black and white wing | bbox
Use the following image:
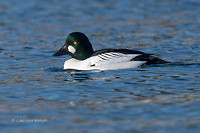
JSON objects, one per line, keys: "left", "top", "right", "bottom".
{"left": 89, "top": 49, "right": 144, "bottom": 68}
{"left": 90, "top": 49, "right": 169, "bottom": 68}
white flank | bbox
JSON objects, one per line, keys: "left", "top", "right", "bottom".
{"left": 63, "top": 52, "right": 146, "bottom": 70}
{"left": 68, "top": 45, "right": 76, "bottom": 54}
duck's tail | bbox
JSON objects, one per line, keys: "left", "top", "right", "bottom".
{"left": 131, "top": 54, "right": 170, "bottom": 66}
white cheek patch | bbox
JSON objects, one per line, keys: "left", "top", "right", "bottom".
{"left": 68, "top": 45, "right": 76, "bottom": 54}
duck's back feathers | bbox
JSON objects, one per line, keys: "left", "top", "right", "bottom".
{"left": 92, "top": 48, "right": 146, "bottom": 56}
{"left": 91, "top": 48, "right": 169, "bottom": 68}
{"left": 91, "top": 49, "right": 142, "bottom": 63}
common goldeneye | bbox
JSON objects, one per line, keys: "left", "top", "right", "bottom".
{"left": 53, "top": 32, "right": 169, "bottom": 70}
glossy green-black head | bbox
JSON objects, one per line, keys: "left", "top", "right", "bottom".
{"left": 53, "top": 32, "right": 94, "bottom": 60}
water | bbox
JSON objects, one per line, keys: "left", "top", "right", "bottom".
{"left": 0, "top": 0, "right": 200, "bottom": 132}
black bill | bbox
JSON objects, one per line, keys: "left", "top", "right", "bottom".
{"left": 53, "top": 44, "right": 69, "bottom": 56}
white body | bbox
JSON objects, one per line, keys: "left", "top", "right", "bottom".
{"left": 64, "top": 52, "right": 146, "bottom": 70}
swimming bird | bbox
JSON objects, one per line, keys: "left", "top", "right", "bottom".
{"left": 53, "top": 32, "right": 169, "bottom": 70}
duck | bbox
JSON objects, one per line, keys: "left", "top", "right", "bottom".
{"left": 53, "top": 32, "right": 169, "bottom": 70}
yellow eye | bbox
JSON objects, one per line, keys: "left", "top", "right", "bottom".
{"left": 73, "top": 41, "right": 78, "bottom": 45}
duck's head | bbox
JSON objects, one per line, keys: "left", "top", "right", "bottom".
{"left": 53, "top": 32, "right": 94, "bottom": 60}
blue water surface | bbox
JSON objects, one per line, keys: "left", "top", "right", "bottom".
{"left": 0, "top": 0, "right": 200, "bottom": 133}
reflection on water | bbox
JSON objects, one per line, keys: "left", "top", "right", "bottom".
{"left": 0, "top": 0, "right": 200, "bottom": 133}
{"left": 64, "top": 71, "right": 92, "bottom": 82}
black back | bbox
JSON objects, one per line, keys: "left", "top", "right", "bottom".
{"left": 92, "top": 48, "right": 146, "bottom": 56}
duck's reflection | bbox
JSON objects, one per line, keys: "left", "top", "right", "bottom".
{"left": 64, "top": 70, "right": 92, "bottom": 82}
